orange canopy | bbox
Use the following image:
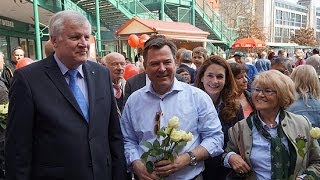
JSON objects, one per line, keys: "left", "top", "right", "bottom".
{"left": 232, "top": 38, "right": 266, "bottom": 48}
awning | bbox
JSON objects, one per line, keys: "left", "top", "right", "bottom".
{"left": 116, "top": 17, "right": 210, "bottom": 43}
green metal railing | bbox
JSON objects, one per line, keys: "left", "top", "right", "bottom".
{"left": 109, "top": 0, "right": 158, "bottom": 20}
{"left": 194, "top": 0, "right": 237, "bottom": 45}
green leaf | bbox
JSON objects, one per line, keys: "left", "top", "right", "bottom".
{"left": 150, "top": 149, "right": 158, "bottom": 156}
{"left": 174, "top": 141, "right": 187, "bottom": 152}
{"left": 141, "top": 152, "right": 149, "bottom": 162}
{"left": 296, "top": 139, "right": 306, "bottom": 149}
{"left": 298, "top": 149, "right": 305, "bottom": 157}
{"left": 162, "top": 137, "right": 170, "bottom": 147}
{"left": 143, "top": 141, "right": 153, "bottom": 149}
{"left": 168, "top": 153, "right": 174, "bottom": 162}
{"left": 146, "top": 161, "right": 154, "bottom": 174}
{"left": 157, "top": 130, "right": 166, "bottom": 137}
{"left": 153, "top": 139, "right": 160, "bottom": 149}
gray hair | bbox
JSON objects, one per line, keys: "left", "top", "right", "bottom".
{"left": 181, "top": 50, "right": 192, "bottom": 63}
{"left": 0, "top": 52, "right": 4, "bottom": 58}
{"left": 49, "top": 10, "right": 91, "bottom": 38}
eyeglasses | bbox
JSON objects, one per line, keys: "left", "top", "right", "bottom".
{"left": 154, "top": 111, "right": 162, "bottom": 135}
{"left": 109, "top": 62, "right": 126, "bottom": 67}
{"left": 252, "top": 88, "right": 277, "bottom": 96}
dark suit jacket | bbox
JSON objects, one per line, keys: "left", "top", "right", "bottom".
{"left": 5, "top": 55, "right": 126, "bottom": 180}
{"left": 124, "top": 72, "right": 185, "bottom": 104}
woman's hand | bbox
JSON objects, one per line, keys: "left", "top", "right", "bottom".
{"left": 229, "top": 154, "right": 251, "bottom": 174}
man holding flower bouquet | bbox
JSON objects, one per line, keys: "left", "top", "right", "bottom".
{"left": 120, "top": 36, "right": 224, "bottom": 180}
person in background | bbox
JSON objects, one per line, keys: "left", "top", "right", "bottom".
{"left": 223, "top": 70, "right": 320, "bottom": 179}
{"left": 230, "top": 52, "right": 258, "bottom": 92}
{"left": 271, "top": 57, "right": 294, "bottom": 76}
{"left": 2, "top": 46, "right": 25, "bottom": 89}
{"left": 176, "top": 67, "right": 191, "bottom": 84}
{"left": 287, "top": 65, "right": 320, "bottom": 143}
{"left": 175, "top": 48, "right": 187, "bottom": 66}
{"left": 192, "top": 46, "right": 208, "bottom": 70}
{"left": 294, "top": 49, "right": 306, "bottom": 67}
{"left": 125, "top": 57, "right": 132, "bottom": 65}
{"left": 101, "top": 52, "right": 126, "bottom": 112}
{"left": 135, "top": 54, "right": 144, "bottom": 73}
{"left": 179, "top": 49, "right": 196, "bottom": 83}
{"left": 229, "top": 63, "right": 254, "bottom": 118}
{"left": 5, "top": 10, "right": 126, "bottom": 180}
{"left": 194, "top": 56, "right": 243, "bottom": 180}
{"left": 267, "top": 50, "right": 276, "bottom": 61}
{"left": 121, "top": 36, "right": 224, "bottom": 180}
{"left": 255, "top": 51, "right": 270, "bottom": 72}
{"left": 278, "top": 49, "right": 287, "bottom": 58}
{"left": 306, "top": 48, "right": 320, "bottom": 77}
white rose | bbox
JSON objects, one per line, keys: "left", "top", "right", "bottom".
{"left": 310, "top": 127, "right": 320, "bottom": 139}
{"left": 0, "top": 104, "right": 8, "bottom": 114}
{"left": 170, "top": 128, "right": 183, "bottom": 142}
{"left": 182, "top": 132, "right": 193, "bottom": 142}
{"left": 168, "top": 116, "right": 179, "bottom": 129}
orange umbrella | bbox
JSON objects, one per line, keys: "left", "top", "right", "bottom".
{"left": 232, "top": 37, "right": 266, "bottom": 48}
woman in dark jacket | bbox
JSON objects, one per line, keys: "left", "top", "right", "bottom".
{"left": 195, "top": 56, "right": 244, "bottom": 180}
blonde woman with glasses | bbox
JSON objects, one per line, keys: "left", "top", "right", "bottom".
{"left": 223, "top": 70, "right": 320, "bottom": 180}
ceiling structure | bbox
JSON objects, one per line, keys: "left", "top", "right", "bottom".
{"left": 0, "top": 0, "right": 53, "bottom": 26}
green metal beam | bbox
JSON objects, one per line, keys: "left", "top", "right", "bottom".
{"left": 191, "top": 0, "right": 195, "bottom": 25}
{"left": 33, "top": 0, "right": 42, "bottom": 60}
{"left": 95, "top": 0, "right": 101, "bottom": 56}
{"left": 160, "top": 0, "right": 165, "bottom": 20}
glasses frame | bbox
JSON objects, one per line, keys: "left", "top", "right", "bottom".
{"left": 252, "top": 88, "right": 277, "bottom": 96}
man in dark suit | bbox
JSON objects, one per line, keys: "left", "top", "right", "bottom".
{"left": 5, "top": 10, "right": 126, "bottom": 180}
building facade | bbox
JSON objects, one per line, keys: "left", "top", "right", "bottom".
{"left": 256, "top": 0, "right": 319, "bottom": 44}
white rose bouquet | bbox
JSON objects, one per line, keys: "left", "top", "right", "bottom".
{"left": 141, "top": 116, "right": 193, "bottom": 173}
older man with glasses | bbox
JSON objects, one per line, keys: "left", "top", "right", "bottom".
{"left": 101, "top": 52, "right": 126, "bottom": 112}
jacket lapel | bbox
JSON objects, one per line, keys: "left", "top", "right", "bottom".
{"left": 82, "top": 62, "right": 96, "bottom": 125}
{"left": 44, "top": 55, "right": 87, "bottom": 122}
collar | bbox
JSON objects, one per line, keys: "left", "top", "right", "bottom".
{"left": 144, "top": 77, "right": 183, "bottom": 98}
{"left": 54, "top": 53, "right": 84, "bottom": 78}
{"left": 257, "top": 111, "right": 280, "bottom": 129}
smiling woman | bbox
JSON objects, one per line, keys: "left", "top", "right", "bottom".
{"left": 223, "top": 70, "right": 320, "bottom": 180}
{"left": 194, "top": 55, "right": 243, "bottom": 180}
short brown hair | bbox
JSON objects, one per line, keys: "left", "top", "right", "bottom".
{"left": 143, "top": 35, "right": 177, "bottom": 66}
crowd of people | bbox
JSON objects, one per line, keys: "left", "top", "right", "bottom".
{"left": 0, "top": 10, "right": 320, "bottom": 180}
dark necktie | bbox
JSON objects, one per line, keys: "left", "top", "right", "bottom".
{"left": 68, "top": 70, "right": 89, "bottom": 122}
{"left": 113, "top": 84, "right": 122, "bottom": 99}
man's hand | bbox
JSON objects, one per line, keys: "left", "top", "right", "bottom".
{"left": 132, "top": 160, "right": 159, "bottom": 180}
{"left": 229, "top": 154, "right": 251, "bottom": 174}
{"left": 154, "top": 153, "right": 190, "bottom": 177}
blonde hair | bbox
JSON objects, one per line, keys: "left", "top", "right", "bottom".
{"left": 290, "top": 65, "right": 320, "bottom": 105}
{"left": 295, "top": 49, "right": 304, "bottom": 59}
{"left": 253, "top": 70, "right": 296, "bottom": 109}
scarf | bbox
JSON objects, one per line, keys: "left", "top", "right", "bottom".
{"left": 252, "top": 111, "right": 290, "bottom": 180}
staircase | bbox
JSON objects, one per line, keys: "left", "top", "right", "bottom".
{"left": 68, "top": 0, "right": 157, "bottom": 32}
{"left": 140, "top": 0, "right": 237, "bottom": 47}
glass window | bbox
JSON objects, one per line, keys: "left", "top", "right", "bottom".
{"left": 9, "top": 37, "right": 19, "bottom": 53}
{"left": 28, "top": 39, "right": 35, "bottom": 60}
{"left": 19, "top": 38, "right": 28, "bottom": 57}
{"left": 0, "top": 36, "right": 8, "bottom": 60}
